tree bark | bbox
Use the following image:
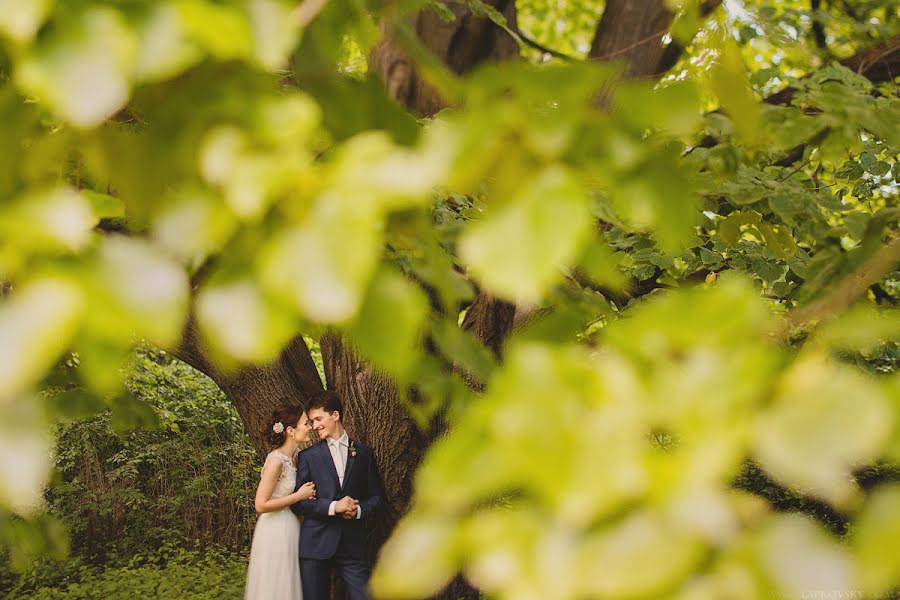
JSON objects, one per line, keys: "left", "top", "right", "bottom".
{"left": 765, "top": 33, "right": 900, "bottom": 105}
{"left": 369, "top": 0, "right": 520, "bottom": 117}
{"left": 319, "top": 334, "right": 428, "bottom": 550}
{"left": 460, "top": 292, "right": 516, "bottom": 359}
{"left": 589, "top": 0, "right": 674, "bottom": 77}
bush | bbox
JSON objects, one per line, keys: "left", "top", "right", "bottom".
{"left": 46, "top": 347, "right": 258, "bottom": 559}
{"left": 4, "top": 545, "right": 247, "bottom": 599}
{"left": 1, "top": 347, "right": 258, "bottom": 596}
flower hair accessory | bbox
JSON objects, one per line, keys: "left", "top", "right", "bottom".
{"left": 272, "top": 422, "right": 284, "bottom": 434}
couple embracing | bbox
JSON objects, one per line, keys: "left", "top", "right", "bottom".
{"left": 245, "top": 390, "right": 383, "bottom": 600}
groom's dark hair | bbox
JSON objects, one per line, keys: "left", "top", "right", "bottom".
{"left": 306, "top": 390, "right": 343, "bottom": 420}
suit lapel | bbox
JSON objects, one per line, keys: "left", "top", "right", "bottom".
{"left": 340, "top": 439, "right": 357, "bottom": 492}
{"left": 318, "top": 441, "right": 341, "bottom": 490}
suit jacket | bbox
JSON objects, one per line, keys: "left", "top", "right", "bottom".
{"left": 291, "top": 438, "right": 383, "bottom": 560}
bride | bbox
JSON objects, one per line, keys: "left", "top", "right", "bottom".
{"left": 245, "top": 404, "right": 317, "bottom": 600}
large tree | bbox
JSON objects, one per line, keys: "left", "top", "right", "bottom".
{"left": 1, "top": 0, "right": 898, "bottom": 598}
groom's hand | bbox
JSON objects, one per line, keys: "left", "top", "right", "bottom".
{"left": 342, "top": 498, "right": 360, "bottom": 519}
{"left": 334, "top": 496, "right": 357, "bottom": 515}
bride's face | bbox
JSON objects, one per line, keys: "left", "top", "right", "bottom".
{"left": 289, "top": 413, "right": 312, "bottom": 443}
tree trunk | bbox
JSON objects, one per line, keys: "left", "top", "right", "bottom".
{"left": 319, "top": 334, "right": 427, "bottom": 552}
{"left": 369, "top": 0, "right": 520, "bottom": 117}
{"left": 590, "top": 0, "right": 674, "bottom": 77}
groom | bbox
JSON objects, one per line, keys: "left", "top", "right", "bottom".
{"left": 291, "top": 390, "right": 383, "bottom": 600}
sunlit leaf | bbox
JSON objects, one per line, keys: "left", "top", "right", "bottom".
{"left": 710, "top": 38, "right": 761, "bottom": 143}
{"left": 348, "top": 269, "right": 428, "bottom": 379}
{"left": 0, "top": 278, "right": 84, "bottom": 400}
{"left": 133, "top": 2, "right": 204, "bottom": 83}
{"left": 852, "top": 485, "right": 900, "bottom": 596}
{"left": 0, "top": 0, "right": 54, "bottom": 44}
{"left": 460, "top": 166, "right": 591, "bottom": 303}
{"left": 196, "top": 279, "right": 297, "bottom": 365}
{"left": 88, "top": 236, "right": 190, "bottom": 348}
{"left": 755, "top": 515, "right": 855, "bottom": 600}
{"left": 246, "top": 0, "right": 302, "bottom": 70}
{"left": 753, "top": 354, "right": 893, "bottom": 507}
{"left": 259, "top": 202, "right": 381, "bottom": 323}
{"left": 16, "top": 8, "right": 136, "bottom": 127}
{"left": 370, "top": 514, "right": 456, "bottom": 599}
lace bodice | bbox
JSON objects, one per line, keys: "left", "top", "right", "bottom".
{"left": 265, "top": 450, "right": 298, "bottom": 500}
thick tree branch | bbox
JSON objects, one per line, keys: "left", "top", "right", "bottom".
{"left": 170, "top": 316, "right": 220, "bottom": 383}
{"left": 811, "top": 0, "right": 829, "bottom": 52}
{"left": 778, "top": 236, "right": 900, "bottom": 337}
{"left": 766, "top": 33, "right": 900, "bottom": 106}
{"left": 172, "top": 316, "right": 324, "bottom": 457}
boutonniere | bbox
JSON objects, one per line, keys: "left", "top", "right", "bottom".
{"left": 349, "top": 440, "right": 357, "bottom": 458}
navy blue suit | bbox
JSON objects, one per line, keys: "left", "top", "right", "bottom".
{"left": 291, "top": 438, "right": 383, "bottom": 600}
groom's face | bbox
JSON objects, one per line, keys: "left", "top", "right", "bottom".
{"left": 308, "top": 407, "right": 340, "bottom": 439}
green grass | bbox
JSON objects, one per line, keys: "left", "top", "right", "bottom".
{"left": 4, "top": 547, "right": 248, "bottom": 599}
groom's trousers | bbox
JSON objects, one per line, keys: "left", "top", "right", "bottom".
{"left": 300, "top": 534, "right": 371, "bottom": 600}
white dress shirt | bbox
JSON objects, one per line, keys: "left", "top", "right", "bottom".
{"left": 327, "top": 431, "right": 361, "bottom": 519}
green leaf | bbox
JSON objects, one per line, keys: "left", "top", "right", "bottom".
{"left": 771, "top": 281, "right": 792, "bottom": 297}
{"left": 460, "top": 166, "right": 591, "bottom": 303}
{"left": 0, "top": 278, "right": 85, "bottom": 400}
{"left": 813, "top": 305, "right": 900, "bottom": 353}
{"left": 757, "top": 222, "right": 797, "bottom": 260}
{"left": 88, "top": 236, "right": 190, "bottom": 348}
{"left": 177, "top": 0, "right": 254, "bottom": 61}
{"left": 82, "top": 190, "right": 125, "bottom": 220}
{"left": 578, "top": 238, "right": 629, "bottom": 293}
{"left": 196, "top": 279, "right": 297, "bottom": 365}
{"left": 2, "top": 188, "right": 98, "bottom": 254}
{"left": 108, "top": 391, "right": 161, "bottom": 435}
{"left": 753, "top": 355, "right": 894, "bottom": 508}
{"left": 870, "top": 161, "right": 892, "bottom": 177}
{"left": 349, "top": 269, "right": 429, "bottom": 379}
{"left": 16, "top": 8, "right": 137, "bottom": 128}
{"left": 614, "top": 81, "right": 701, "bottom": 137}
{"left": 133, "top": 2, "right": 204, "bottom": 83}
{"left": 834, "top": 160, "right": 864, "bottom": 180}
{"left": 246, "top": 0, "right": 303, "bottom": 70}
{"left": 718, "top": 211, "right": 760, "bottom": 245}
{"left": 370, "top": 515, "right": 456, "bottom": 598}
{"left": 858, "top": 152, "right": 878, "bottom": 172}
{"left": 0, "top": 418, "right": 53, "bottom": 513}
{"left": 710, "top": 38, "right": 761, "bottom": 143}
{"left": 0, "top": 0, "right": 54, "bottom": 44}
{"left": 44, "top": 388, "right": 107, "bottom": 421}
{"left": 852, "top": 485, "right": 900, "bottom": 596}
{"left": 430, "top": 319, "right": 496, "bottom": 383}
{"left": 843, "top": 212, "right": 870, "bottom": 240}
{"left": 754, "top": 515, "right": 855, "bottom": 599}
{"left": 259, "top": 203, "right": 382, "bottom": 323}
{"left": 751, "top": 258, "right": 783, "bottom": 283}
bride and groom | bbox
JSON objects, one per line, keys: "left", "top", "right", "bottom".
{"left": 245, "top": 390, "right": 383, "bottom": 600}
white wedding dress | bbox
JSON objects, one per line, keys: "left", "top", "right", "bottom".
{"left": 245, "top": 450, "right": 303, "bottom": 600}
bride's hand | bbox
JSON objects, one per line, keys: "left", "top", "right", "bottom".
{"left": 296, "top": 482, "right": 316, "bottom": 501}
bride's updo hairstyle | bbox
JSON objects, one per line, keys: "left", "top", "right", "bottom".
{"left": 264, "top": 402, "right": 305, "bottom": 450}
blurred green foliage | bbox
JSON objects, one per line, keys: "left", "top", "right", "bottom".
{"left": 0, "top": 347, "right": 256, "bottom": 595}
{"left": 0, "top": 0, "right": 898, "bottom": 598}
